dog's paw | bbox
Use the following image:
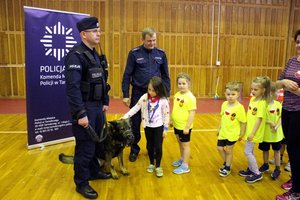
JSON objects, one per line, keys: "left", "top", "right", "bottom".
{"left": 121, "top": 170, "right": 130, "bottom": 176}
{"left": 111, "top": 170, "right": 119, "bottom": 180}
{"left": 112, "top": 174, "right": 119, "bottom": 180}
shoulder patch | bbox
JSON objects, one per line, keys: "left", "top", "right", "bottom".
{"left": 156, "top": 47, "right": 165, "bottom": 52}
{"left": 132, "top": 47, "right": 140, "bottom": 52}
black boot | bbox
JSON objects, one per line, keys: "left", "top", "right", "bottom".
{"left": 129, "top": 153, "right": 138, "bottom": 162}
{"left": 90, "top": 171, "right": 112, "bottom": 180}
{"left": 76, "top": 185, "right": 98, "bottom": 199}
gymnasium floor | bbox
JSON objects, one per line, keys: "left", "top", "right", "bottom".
{"left": 0, "top": 97, "right": 290, "bottom": 200}
{"left": 0, "top": 98, "right": 250, "bottom": 114}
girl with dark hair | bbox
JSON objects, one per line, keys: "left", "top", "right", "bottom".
{"left": 121, "top": 76, "right": 169, "bottom": 177}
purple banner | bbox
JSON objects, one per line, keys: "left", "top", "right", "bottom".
{"left": 24, "top": 6, "right": 88, "bottom": 149}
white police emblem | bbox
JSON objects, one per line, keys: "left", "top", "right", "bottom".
{"left": 40, "top": 21, "right": 77, "bottom": 61}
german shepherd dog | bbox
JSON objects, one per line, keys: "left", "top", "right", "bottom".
{"left": 59, "top": 118, "right": 134, "bottom": 179}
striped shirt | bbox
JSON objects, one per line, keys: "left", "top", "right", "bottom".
{"left": 278, "top": 56, "right": 300, "bottom": 111}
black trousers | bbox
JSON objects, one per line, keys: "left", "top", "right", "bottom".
{"left": 281, "top": 109, "right": 300, "bottom": 193}
{"left": 73, "top": 102, "right": 104, "bottom": 187}
{"left": 144, "top": 126, "right": 164, "bottom": 167}
{"left": 129, "top": 87, "right": 147, "bottom": 155}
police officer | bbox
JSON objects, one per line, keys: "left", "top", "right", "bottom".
{"left": 64, "top": 17, "right": 111, "bottom": 199}
{"left": 122, "top": 27, "right": 171, "bottom": 162}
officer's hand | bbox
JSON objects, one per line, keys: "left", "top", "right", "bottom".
{"left": 123, "top": 98, "right": 130, "bottom": 107}
{"left": 103, "top": 105, "right": 109, "bottom": 112}
{"left": 78, "top": 116, "right": 89, "bottom": 128}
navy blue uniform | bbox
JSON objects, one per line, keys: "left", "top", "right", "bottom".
{"left": 122, "top": 45, "right": 170, "bottom": 155}
{"left": 65, "top": 42, "right": 109, "bottom": 187}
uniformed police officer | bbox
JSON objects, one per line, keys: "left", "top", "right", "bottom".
{"left": 122, "top": 27, "right": 171, "bottom": 162}
{"left": 64, "top": 17, "right": 111, "bottom": 199}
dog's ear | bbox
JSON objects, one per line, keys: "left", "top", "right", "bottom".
{"left": 121, "top": 118, "right": 131, "bottom": 126}
{"left": 108, "top": 120, "right": 117, "bottom": 129}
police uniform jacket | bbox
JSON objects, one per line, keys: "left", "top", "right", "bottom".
{"left": 122, "top": 45, "right": 170, "bottom": 97}
{"left": 65, "top": 42, "right": 109, "bottom": 120}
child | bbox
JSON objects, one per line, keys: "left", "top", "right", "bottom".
{"left": 239, "top": 76, "right": 270, "bottom": 183}
{"left": 217, "top": 82, "right": 246, "bottom": 177}
{"left": 258, "top": 83, "right": 284, "bottom": 180}
{"left": 269, "top": 89, "right": 289, "bottom": 169}
{"left": 170, "top": 73, "right": 197, "bottom": 175}
{"left": 121, "top": 76, "right": 169, "bottom": 177}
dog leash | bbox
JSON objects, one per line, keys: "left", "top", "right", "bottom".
{"left": 85, "top": 113, "right": 108, "bottom": 143}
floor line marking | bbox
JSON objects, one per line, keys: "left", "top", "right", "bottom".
{"left": 0, "top": 129, "right": 218, "bottom": 134}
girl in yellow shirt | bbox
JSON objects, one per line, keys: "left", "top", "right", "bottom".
{"left": 239, "top": 76, "right": 271, "bottom": 183}
{"left": 170, "top": 73, "right": 197, "bottom": 175}
{"left": 258, "top": 83, "right": 284, "bottom": 180}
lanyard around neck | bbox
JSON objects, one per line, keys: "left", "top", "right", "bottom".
{"left": 148, "top": 100, "right": 160, "bottom": 123}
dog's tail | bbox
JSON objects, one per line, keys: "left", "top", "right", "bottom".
{"left": 59, "top": 153, "right": 74, "bottom": 164}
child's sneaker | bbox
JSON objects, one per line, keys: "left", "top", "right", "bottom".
{"left": 173, "top": 165, "right": 190, "bottom": 174}
{"left": 284, "top": 161, "right": 291, "bottom": 172}
{"left": 269, "top": 158, "right": 275, "bottom": 164}
{"left": 276, "top": 191, "right": 300, "bottom": 200}
{"left": 239, "top": 168, "right": 252, "bottom": 177}
{"left": 218, "top": 165, "right": 225, "bottom": 173}
{"left": 271, "top": 169, "right": 281, "bottom": 180}
{"left": 171, "top": 159, "right": 183, "bottom": 167}
{"left": 245, "top": 173, "right": 263, "bottom": 183}
{"left": 219, "top": 168, "right": 231, "bottom": 177}
{"left": 259, "top": 163, "right": 270, "bottom": 173}
{"left": 147, "top": 164, "right": 155, "bottom": 173}
{"left": 281, "top": 179, "right": 293, "bottom": 190}
{"left": 219, "top": 164, "right": 232, "bottom": 172}
{"left": 269, "top": 158, "right": 283, "bottom": 165}
{"left": 155, "top": 167, "right": 163, "bottom": 177}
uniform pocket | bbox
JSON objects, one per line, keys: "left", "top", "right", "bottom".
{"left": 136, "top": 58, "right": 147, "bottom": 68}
{"left": 154, "top": 57, "right": 163, "bottom": 64}
{"left": 136, "top": 58, "right": 147, "bottom": 65}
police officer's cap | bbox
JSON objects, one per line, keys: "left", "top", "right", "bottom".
{"left": 76, "top": 17, "right": 99, "bottom": 32}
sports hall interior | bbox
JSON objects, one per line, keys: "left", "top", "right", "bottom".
{"left": 0, "top": 0, "right": 299, "bottom": 199}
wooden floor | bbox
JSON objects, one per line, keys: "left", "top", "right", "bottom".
{"left": 0, "top": 113, "right": 290, "bottom": 200}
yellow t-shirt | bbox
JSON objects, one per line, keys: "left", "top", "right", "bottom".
{"left": 244, "top": 97, "right": 267, "bottom": 143}
{"left": 218, "top": 101, "right": 246, "bottom": 141}
{"left": 171, "top": 91, "right": 197, "bottom": 130}
{"left": 263, "top": 100, "right": 284, "bottom": 142}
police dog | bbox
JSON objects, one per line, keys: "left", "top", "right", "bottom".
{"left": 59, "top": 118, "right": 134, "bottom": 179}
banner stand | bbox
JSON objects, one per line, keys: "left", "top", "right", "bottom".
{"left": 24, "top": 6, "right": 88, "bottom": 149}
{"left": 27, "top": 137, "right": 75, "bottom": 150}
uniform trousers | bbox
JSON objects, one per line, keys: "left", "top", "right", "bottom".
{"left": 73, "top": 102, "right": 104, "bottom": 187}
{"left": 129, "top": 87, "right": 147, "bottom": 155}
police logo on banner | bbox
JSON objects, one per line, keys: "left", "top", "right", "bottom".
{"left": 40, "top": 21, "right": 77, "bottom": 61}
